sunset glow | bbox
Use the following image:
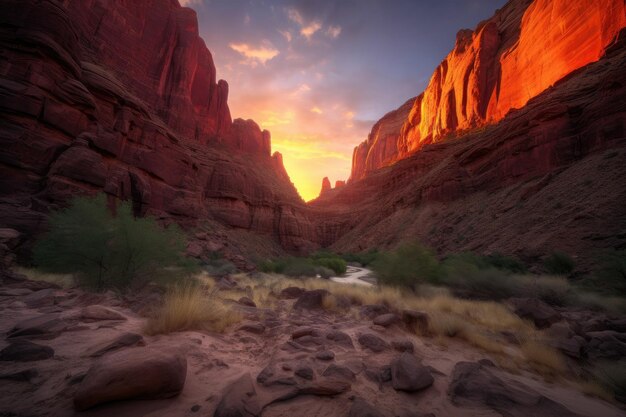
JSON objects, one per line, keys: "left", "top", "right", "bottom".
{"left": 188, "top": 0, "right": 507, "bottom": 200}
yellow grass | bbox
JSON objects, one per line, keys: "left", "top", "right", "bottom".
{"left": 13, "top": 267, "right": 75, "bottom": 288}
{"left": 520, "top": 340, "right": 566, "bottom": 375}
{"left": 576, "top": 380, "right": 614, "bottom": 402}
{"left": 144, "top": 283, "right": 242, "bottom": 335}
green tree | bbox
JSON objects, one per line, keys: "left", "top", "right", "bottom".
{"left": 33, "top": 194, "right": 193, "bottom": 291}
{"left": 543, "top": 251, "right": 575, "bottom": 275}
{"left": 371, "top": 242, "right": 440, "bottom": 288}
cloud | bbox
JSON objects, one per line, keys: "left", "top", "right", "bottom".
{"left": 326, "top": 25, "right": 342, "bottom": 39}
{"left": 179, "top": 0, "right": 201, "bottom": 6}
{"left": 229, "top": 42, "right": 279, "bottom": 65}
{"left": 286, "top": 7, "right": 322, "bottom": 40}
{"left": 300, "top": 21, "right": 322, "bottom": 39}
{"left": 291, "top": 83, "right": 311, "bottom": 95}
{"left": 286, "top": 8, "right": 305, "bottom": 26}
{"left": 310, "top": 106, "right": 323, "bottom": 114}
{"left": 279, "top": 29, "right": 292, "bottom": 42}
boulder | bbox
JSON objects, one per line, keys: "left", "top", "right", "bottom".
{"left": 279, "top": 287, "right": 305, "bottom": 299}
{"left": 292, "top": 327, "right": 323, "bottom": 339}
{"left": 585, "top": 331, "right": 626, "bottom": 360}
{"left": 358, "top": 333, "right": 390, "bottom": 353}
{"left": 349, "top": 398, "right": 385, "bottom": 417}
{"left": 293, "top": 289, "right": 330, "bottom": 310}
{"left": 238, "top": 322, "right": 266, "bottom": 335}
{"left": 88, "top": 332, "right": 145, "bottom": 357}
{"left": 238, "top": 297, "right": 256, "bottom": 307}
{"left": 391, "top": 353, "right": 434, "bottom": 392}
{"left": 315, "top": 350, "right": 335, "bottom": 361}
{"left": 401, "top": 310, "right": 430, "bottom": 332}
{"left": 326, "top": 330, "right": 354, "bottom": 349}
{"left": 294, "top": 365, "right": 314, "bottom": 380}
{"left": 509, "top": 298, "right": 561, "bottom": 329}
{"left": 546, "top": 322, "right": 584, "bottom": 358}
{"left": 391, "top": 339, "right": 415, "bottom": 353}
{"left": 74, "top": 348, "right": 187, "bottom": 410}
{"left": 22, "top": 289, "right": 56, "bottom": 308}
{"left": 215, "top": 373, "right": 261, "bottom": 417}
{"left": 0, "top": 340, "right": 54, "bottom": 361}
{"left": 322, "top": 364, "right": 356, "bottom": 381}
{"left": 8, "top": 314, "right": 67, "bottom": 339}
{"left": 373, "top": 313, "right": 399, "bottom": 327}
{"left": 449, "top": 361, "right": 582, "bottom": 417}
{"left": 360, "top": 304, "right": 389, "bottom": 319}
{"left": 81, "top": 305, "right": 126, "bottom": 321}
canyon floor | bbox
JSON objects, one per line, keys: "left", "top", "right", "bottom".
{"left": 1, "top": 268, "right": 625, "bottom": 417}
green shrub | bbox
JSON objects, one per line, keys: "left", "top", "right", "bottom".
{"left": 315, "top": 257, "right": 347, "bottom": 275}
{"left": 371, "top": 243, "right": 440, "bottom": 288}
{"left": 593, "top": 249, "right": 626, "bottom": 295}
{"left": 441, "top": 265, "right": 515, "bottom": 300}
{"left": 33, "top": 194, "right": 193, "bottom": 291}
{"left": 341, "top": 250, "right": 379, "bottom": 266}
{"left": 282, "top": 258, "right": 318, "bottom": 277}
{"left": 543, "top": 252, "right": 575, "bottom": 275}
{"left": 484, "top": 252, "right": 527, "bottom": 273}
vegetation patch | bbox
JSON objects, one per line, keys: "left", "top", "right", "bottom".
{"left": 33, "top": 194, "right": 195, "bottom": 291}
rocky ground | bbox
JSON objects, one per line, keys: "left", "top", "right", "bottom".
{"left": 1, "top": 265, "right": 625, "bottom": 417}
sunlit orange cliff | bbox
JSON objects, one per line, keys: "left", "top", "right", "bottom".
{"left": 350, "top": 0, "right": 626, "bottom": 180}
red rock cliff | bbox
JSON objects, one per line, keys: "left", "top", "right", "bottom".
{"left": 0, "top": 0, "right": 318, "bottom": 254}
{"left": 350, "top": 0, "right": 626, "bottom": 180}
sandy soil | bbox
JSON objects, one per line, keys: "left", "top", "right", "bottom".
{"left": 0, "top": 281, "right": 624, "bottom": 417}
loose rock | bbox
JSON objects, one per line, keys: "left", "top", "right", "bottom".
{"left": 74, "top": 348, "right": 187, "bottom": 410}
{"left": 358, "top": 333, "right": 390, "bottom": 353}
{"left": 391, "top": 352, "right": 433, "bottom": 392}
{"left": 0, "top": 340, "right": 54, "bottom": 361}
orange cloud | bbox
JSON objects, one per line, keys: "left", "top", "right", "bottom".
{"left": 229, "top": 42, "right": 279, "bottom": 65}
{"left": 286, "top": 8, "right": 322, "bottom": 40}
{"left": 326, "top": 26, "right": 342, "bottom": 39}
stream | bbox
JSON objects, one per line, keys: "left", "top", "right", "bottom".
{"left": 330, "top": 266, "right": 375, "bottom": 287}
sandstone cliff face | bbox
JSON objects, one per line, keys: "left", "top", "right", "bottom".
{"left": 0, "top": 0, "right": 317, "bottom": 255}
{"left": 319, "top": 177, "right": 332, "bottom": 196}
{"left": 350, "top": 0, "right": 626, "bottom": 180}
{"left": 313, "top": 30, "right": 626, "bottom": 268}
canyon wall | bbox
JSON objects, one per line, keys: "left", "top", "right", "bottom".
{"left": 350, "top": 0, "right": 626, "bottom": 180}
{"left": 0, "top": 0, "right": 317, "bottom": 258}
{"left": 312, "top": 29, "right": 626, "bottom": 268}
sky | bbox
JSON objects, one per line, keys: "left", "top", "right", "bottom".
{"left": 181, "top": 0, "right": 507, "bottom": 201}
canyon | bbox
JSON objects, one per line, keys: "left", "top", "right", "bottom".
{"left": 350, "top": 0, "right": 626, "bottom": 181}
{"left": 0, "top": 0, "right": 625, "bottom": 271}
{"left": 313, "top": 0, "right": 626, "bottom": 269}
{"left": 0, "top": 0, "right": 318, "bottom": 266}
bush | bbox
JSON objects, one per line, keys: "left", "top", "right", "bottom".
{"left": 484, "top": 253, "right": 527, "bottom": 273}
{"left": 204, "top": 258, "right": 238, "bottom": 277}
{"left": 543, "top": 251, "right": 575, "bottom": 275}
{"left": 259, "top": 254, "right": 345, "bottom": 277}
{"left": 315, "top": 257, "right": 347, "bottom": 275}
{"left": 594, "top": 249, "right": 626, "bottom": 295}
{"left": 33, "top": 194, "right": 193, "bottom": 291}
{"left": 341, "top": 250, "right": 379, "bottom": 266}
{"left": 371, "top": 242, "right": 440, "bottom": 288}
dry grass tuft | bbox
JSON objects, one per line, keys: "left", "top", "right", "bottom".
{"left": 14, "top": 266, "right": 75, "bottom": 288}
{"left": 144, "top": 283, "right": 242, "bottom": 335}
{"left": 576, "top": 380, "right": 614, "bottom": 402}
{"left": 520, "top": 340, "right": 566, "bottom": 375}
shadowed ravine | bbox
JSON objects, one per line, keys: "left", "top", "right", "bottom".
{"left": 0, "top": 0, "right": 625, "bottom": 416}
